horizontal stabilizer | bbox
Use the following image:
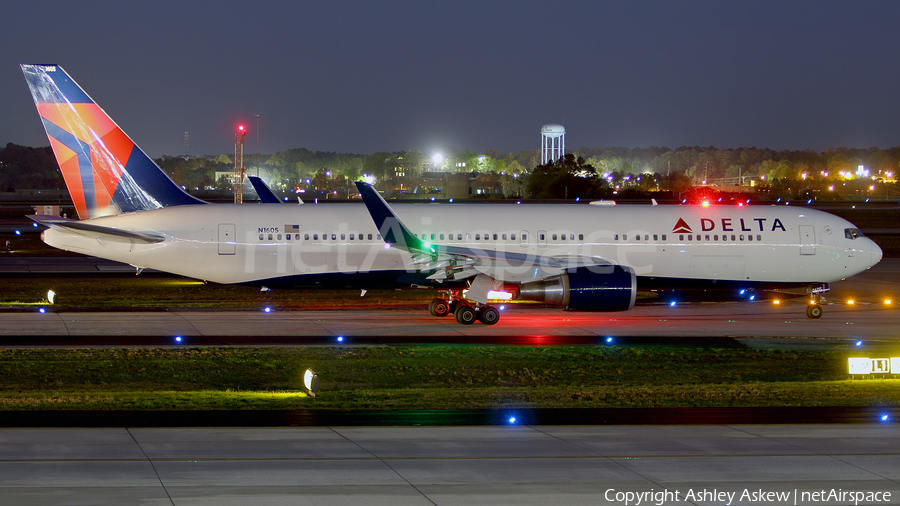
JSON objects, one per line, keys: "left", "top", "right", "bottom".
{"left": 28, "top": 215, "right": 164, "bottom": 244}
{"left": 248, "top": 176, "right": 282, "bottom": 204}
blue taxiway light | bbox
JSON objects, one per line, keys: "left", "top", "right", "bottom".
{"left": 605, "top": 337, "right": 614, "bottom": 343}
{"left": 669, "top": 301, "right": 676, "bottom": 307}
{"left": 38, "top": 308, "right": 45, "bottom": 314}
{"left": 499, "top": 305, "right": 505, "bottom": 311}
{"left": 881, "top": 414, "right": 890, "bottom": 422}
{"left": 508, "top": 416, "right": 517, "bottom": 424}
{"left": 14, "top": 230, "right": 20, "bottom": 236}
{"left": 264, "top": 307, "right": 272, "bottom": 313}
{"left": 749, "top": 295, "right": 756, "bottom": 301}
{"left": 337, "top": 336, "right": 344, "bottom": 343}
{"left": 175, "top": 336, "right": 183, "bottom": 343}
{"left": 856, "top": 340, "right": 863, "bottom": 347}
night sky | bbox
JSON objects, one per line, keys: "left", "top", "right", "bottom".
{"left": 3, "top": 1, "right": 899, "bottom": 158}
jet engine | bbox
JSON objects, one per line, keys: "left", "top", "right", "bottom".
{"left": 517, "top": 265, "right": 636, "bottom": 311}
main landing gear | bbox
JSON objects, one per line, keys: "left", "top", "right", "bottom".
{"left": 428, "top": 292, "right": 500, "bottom": 325}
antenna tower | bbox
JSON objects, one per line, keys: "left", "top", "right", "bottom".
{"left": 234, "top": 125, "right": 247, "bottom": 204}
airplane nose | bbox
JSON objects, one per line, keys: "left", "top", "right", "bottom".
{"left": 866, "top": 238, "right": 883, "bottom": 266}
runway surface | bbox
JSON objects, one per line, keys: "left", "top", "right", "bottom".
{"left": 2, "top": 260, "right": 898, "bottom": 346}
{"left": 1, "top": 424, "right": 898, "bottom": 506}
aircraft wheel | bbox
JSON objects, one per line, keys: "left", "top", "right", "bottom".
{"left": 478, "top": 305, "right": 500, "bottom": 325}
{"left": 454, "top": 304, "right": 477, "bottom": 325}
{"left": 806, "top": 304, "right": 823, "bottom": 319}
{"left": 429, "top": 299, "right": 451, "bottom": 317}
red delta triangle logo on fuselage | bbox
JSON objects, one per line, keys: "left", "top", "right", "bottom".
{"left": 673, "top": 218, "right": 692, "bottom": 233}
{"left": 672, "top": 216, "right": 788, "bottom": 233}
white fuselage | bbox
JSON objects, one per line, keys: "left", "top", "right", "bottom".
{"left": 41, "top": 202, "right": 882, "bottom": 288}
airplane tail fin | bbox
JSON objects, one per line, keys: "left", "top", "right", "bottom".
{"left": 21, "top": 64, "right": 205, "bottom": 220}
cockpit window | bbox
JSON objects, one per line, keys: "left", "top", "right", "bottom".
{"left": 844, "top": 228, "right": 863, "bottom": 240}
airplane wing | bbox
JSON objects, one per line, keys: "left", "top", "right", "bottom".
{"left": 354, "top": 181, "right": 623, "bottom": 297}
{"left": 354, "top": 182, "right": 567, "bottom": 268}
{"left": 248, "top": 176, "right": 283, "bottom": 204}
{"left": 28, "top": 215, "right": 165, "bottom": 244}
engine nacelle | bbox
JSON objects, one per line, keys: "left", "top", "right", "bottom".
{"left": 517, "top": 265, "right": 636, "bottom": 311}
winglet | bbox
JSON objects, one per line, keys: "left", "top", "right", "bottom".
{"left": 248, "top": 176, "right": 282, "bottom": 204}
{"left": 354, "top": 182, "right": 431, "bottom": 253}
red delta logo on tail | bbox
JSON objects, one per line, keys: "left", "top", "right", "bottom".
{"left": 672, "top": 218, "right": 692, "bottom": 234}
{"left": 21, "top": 64, "right": 204, "bottom": 220}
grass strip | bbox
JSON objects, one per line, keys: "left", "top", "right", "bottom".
{"left": 0, "top": 346, "right": 897, "bottom": 410}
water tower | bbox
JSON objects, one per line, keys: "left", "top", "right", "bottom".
{"left": 541, "top": 124, "right": 565, "bottom": 165}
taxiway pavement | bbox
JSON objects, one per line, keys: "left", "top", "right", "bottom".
{"left": 2, "top": 260, "right": 897, "bottom": 344}
{"left": 1, "top": 424, "right": 898, "bottom": 506}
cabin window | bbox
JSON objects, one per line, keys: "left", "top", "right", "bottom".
{"left": 440, "top": 234, "right": 445, "bottom": 240}
{"left": 748, "top": 235, "right": 753, "bottom": 242}
{"left": 635, "top": 235, "right": 640, "bottom": 241}
{"left": 704, "top": 235, "right": 709, "bottom": 241}
{"left": 458, "top": 234, "right": 463, "bottom": 240}
{"left": 688, "top": 235, "right": 693, "bottom": 241}
{"left": 511, "top": 233, "right": 517, "bottom": 241}
{"left": 579, "top": 234, "right": 584, "bottom": 240}
{"left": 492, "top": 234, "right": 498, "bottom": 240}
{"left": 615, "top": 234, "right": 619, "bottom": 240}
{"left": 678, "top": 234, "right": 683, "bottom": 241}
{"left": 267, "top": 234, "right": 273, "bottom": 240}
{"left": 551, "top": 234, "right": 557, "bottom": 241}
{"left": 653, "top": 234, "right": 658, "bottom": 241}
{"left": 662, "top": 234, "right": 666, "bottom": 241}
{"left": 540, "top": 233, "right": 546, "bottom": 241}
{"left": 313, "top": 234, "right": 318, "bottom": 240}
{"left": 757, "top": 235, "right": 761, "bottom": 241}
{"left": 286, "top": 234, "right": 291, "bottom": 241}
{"left": 304, "top": 234, "right": 310, "bottom": 240}
{"left": 731, "top": 235, "right": 736, "bottom": 241}
{"left": 294, "top": 234, "right": 300, "bottom": 240}
{"left": 740, "top": 235, "right": 745, "bottom": 241}
{"left": 258, "top": 234, "right": 264, "bottom": 240}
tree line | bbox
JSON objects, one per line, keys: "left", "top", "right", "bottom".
{"left": 2, "top": 142, "right": 898, "bottom": 199}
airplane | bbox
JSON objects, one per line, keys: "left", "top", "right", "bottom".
{"left": 21, "top": 64, "right": 883, "bottom": 325}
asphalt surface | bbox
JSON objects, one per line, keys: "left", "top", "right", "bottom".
{"left": 1, "top": 425, "right": 898, "bottom": 505}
